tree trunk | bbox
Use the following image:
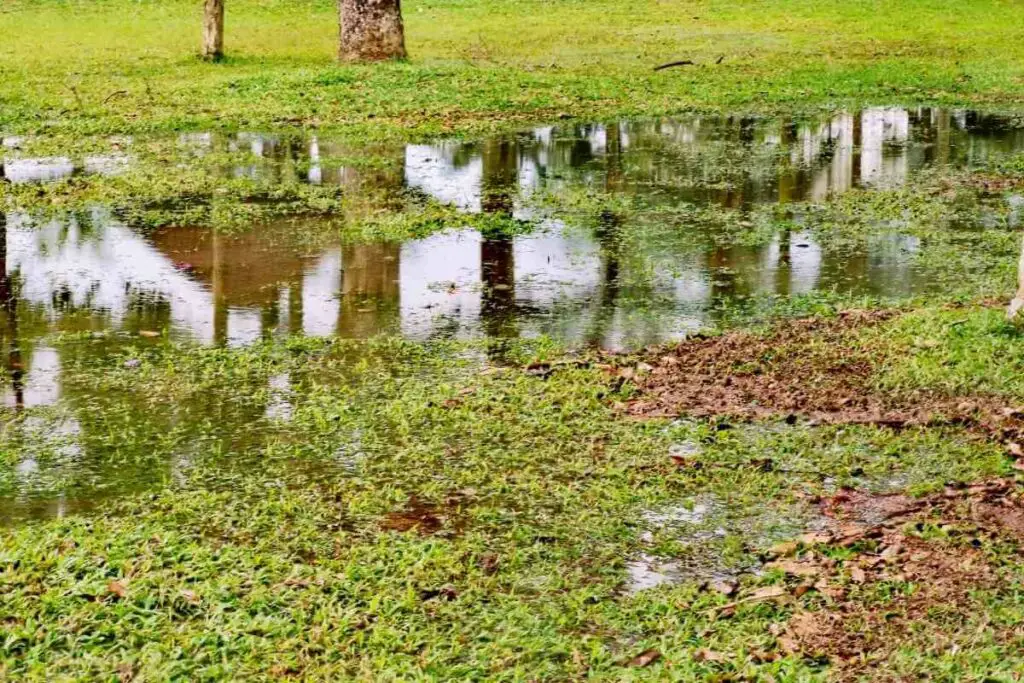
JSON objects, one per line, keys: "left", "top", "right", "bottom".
{"left": 202, "top": 0, "right": 224, "bottom": 61}
{"left": 1010, "top": 234, "right": 1024, "bottom": 322}
{"left": 338, "top": 0, "right": 406, "bottom": 62}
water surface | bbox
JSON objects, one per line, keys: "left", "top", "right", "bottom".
{"left": 3, "top": 107, "right": 1024, "bottom": 520}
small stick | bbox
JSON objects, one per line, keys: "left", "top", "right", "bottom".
{"left": 102, "top": 90, "right": 129, "bottom": 104}
{"left": 653, "top": 60, "right": 695, "bottom": 71}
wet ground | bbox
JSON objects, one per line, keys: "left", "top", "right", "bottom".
{"left": 3, "top": 107, "right": 1024, "bottom": 521}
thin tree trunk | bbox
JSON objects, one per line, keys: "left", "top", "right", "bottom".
{"left": 1010, "top": 234, "right": 1024, "bottom": 322}
{"left": 202, "top": 0, "right": 224, "bottom": 61}
{"left": 338, "top": 0, "right": 406, "bottom": 62}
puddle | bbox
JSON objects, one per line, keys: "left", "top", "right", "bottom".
{"left": 3, "top": 107, "right": 1024, "bottom": 521}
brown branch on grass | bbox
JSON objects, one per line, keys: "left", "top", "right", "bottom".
{"left": 653, "top": 60, "right": 695, "bottom": 71}
{"left": 102, "top": 90, "right": 129, "bottom": 104}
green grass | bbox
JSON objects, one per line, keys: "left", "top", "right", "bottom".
{"left": 2, "top": 0, "right": 1024, "bottom": 138}
{"left": 4, "top": 308, "right": 1024, "bottom": 678}
{"left": 5, "top": 0, "right": 1024, "bottom": 678}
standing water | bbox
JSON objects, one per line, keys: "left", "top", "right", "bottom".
{"left": 2, "top": 107, "right": 1023, "bottom": 519}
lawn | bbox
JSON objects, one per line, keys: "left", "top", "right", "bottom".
{"left": 1, "top": 0, "right": 1023, "bottom": 137}
{"left": 4, "top": 1, "right": 1024, "bottom": 680}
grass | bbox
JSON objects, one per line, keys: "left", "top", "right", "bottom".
{"left": 2, "top": 0, "right": 1024, "bottom": 138}
{"left": 5, "top": 0, "right": 1024, "bottom": 678}
{"left": 4, "top": 308, "right": 1024, "bottom": 678}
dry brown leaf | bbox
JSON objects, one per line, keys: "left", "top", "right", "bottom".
{"left": 694, "top": 648, "right": 726, "bottom": 662}
{"left": 850, "top": 566, "right": 867, "bottom": 583}
{"left": 880, "top": 543, "right": 902, "bottom": 562}
{"left": 798, "top": 531, "right": 833, "bottom": 545}
{"left": 623, "top": 649, "right": 662, "bottom": 667}
{"left": 180, "top": 589, "right": 200, "bottom": 604}
{"left": 107, "top": 580, "right": 127, "bottom": 598}
{"left": 711, "top": 580, "right": 737, "bottom": 596}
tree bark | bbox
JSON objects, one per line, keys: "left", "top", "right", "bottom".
{"left": 338, "top": 0, "right": 406, "bottom": 62}
{"left": 1010, "top": 234, "right": 1024, "bottom": 322}
{"left": 202, "top": 0, "right": 224, "bottom": 61}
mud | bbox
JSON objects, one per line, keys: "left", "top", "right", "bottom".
{"left": 623, "top": 309, "right": 1024, "bottom": 441}
{"left": 774, "top": 478, "right": 1024, "bottom": 676}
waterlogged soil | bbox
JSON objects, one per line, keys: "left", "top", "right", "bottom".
{"left": 624, "top": 307, "right": 1024, "bottom": 442}
{"left": 766, "top": 478, "right": 1024, "bottom": 677}
{"left": 4, "top": 107, "right": 1024, "bottom": 679}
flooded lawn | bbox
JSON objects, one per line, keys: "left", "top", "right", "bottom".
{"left": 2, "top": 107, "right": 1024, "bottom": 520}
{"left": 3, "top": 108, "right": 1024, "bottom": 344}
{"left": 3, "top": 108, "right": 1024, "bottom": 675}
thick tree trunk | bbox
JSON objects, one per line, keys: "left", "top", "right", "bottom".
{"left": 338, "top": 0, "right": 406, "bottom": 62}
{"left": 202, "top": 0, "right": 224, "bottom": 61}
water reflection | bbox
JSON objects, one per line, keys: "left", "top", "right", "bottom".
{"left": 3, "top": 108, "right": 1024, "bottom": 517}
{"left": 0, "top": 108, "right": 1022, "bottom": 353}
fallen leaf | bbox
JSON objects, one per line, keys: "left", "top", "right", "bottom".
{"left": 850, "top": 566, "right": 867, "bottom": 583}
{"left": 107, "top": 580, "right": 127, "bottom": 598}
{"left": 671, "top": 455, "right": 702, "bottom": 469}
{"left": 694, "top": 648, "right": 726, "bottom": 663}
{"left": 798, "top": 531, "right": 833, "bottom": 545}
{"left": 835, "top": 524, "right": 869, "bottom": 546}
{"left": 710, "top": 580, "right": 737, "bottom": 596}
{"left": 180, "top": 589, "right": 200, "bottom": 604}
{"left": 714, "top": 604, "right": 737, "bottom": 618}
{"left": 623, "top": 649, "right": 662, "bottom": 667}
{"left": 749, "top": 648, "right": 779, "bottom": 663}
{"left": 880, "top": 543, "right": 902, "bottom": 562}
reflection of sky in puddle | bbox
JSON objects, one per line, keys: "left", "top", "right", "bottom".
{"left": 3, "top": 107, "right": 1024, "bottom": 521}
{"left": 3, "top": 107, "right": 1019, "bottom": 357}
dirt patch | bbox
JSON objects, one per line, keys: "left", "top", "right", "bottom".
{"left": 380, "top": 496, "right": 446, "bottom": 535}
{"left": 771, "top": 478, "right": 1024, "bottom": 678}
{"left": 379, "top": 492, "right": 471, "bottom": 536}
{"left": 622, "top": 309, "right": 1024, "bottom": 440}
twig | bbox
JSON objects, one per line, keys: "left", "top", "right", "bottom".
{"left": 715, "top": 54, "right": 725, "bottom": 64}
{"left": 653, "top": 60, "right": 695, "bottom": 71}
{"left": 102, "top": 90, "right": 129, "bottom": 104}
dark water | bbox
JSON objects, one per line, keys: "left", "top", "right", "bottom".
{"left": 2, "top": 107, "right": 1024, "bottom": 520}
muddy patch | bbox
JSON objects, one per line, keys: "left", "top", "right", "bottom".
{"left": 623, "top": 309, "right": 1024, "bottom": 440}
{"left": 379, "top": 493, "right": 470, "bottom": 537}
{"left": 770, "top": 478, "right": 1024, "bottom": 676}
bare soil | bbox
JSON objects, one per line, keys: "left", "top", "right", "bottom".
{"left": 772, "top": 478, "right": 1024, "bottom": 678}
{"left": 623, "top": 309, "right": 1024, "bottom": 441}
